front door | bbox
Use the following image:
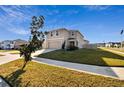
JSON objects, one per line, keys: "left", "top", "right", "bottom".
{"left": 70, "top": 41, "right": 75, "bottom": 47}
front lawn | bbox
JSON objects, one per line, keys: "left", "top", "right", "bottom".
{"left": 102, "top": 47, "right": 124, "bottom": 52}
{"left": 9, "top": 51, "right": 20, "bottom": 54}
{"left": 38, "top": 48, "right": 124, "bottom": 67}
{"left": 0, "top": 50, "right": 20, "bottom": 55}
{"left": 0, "top": 50, "right": 19, "bottom": 53}
{"left": 0, "top": 59, "right": 124, "bottom": 87}
{"left": 0, "top": 50, "right": 7, "bottom": 52}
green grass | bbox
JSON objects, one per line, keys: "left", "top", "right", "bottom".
{"left": 0, "top": 50, "right": 9, "bottom": 52}
{"left": 9, "top": 51, "right": 20, "bottom": 53}
{"left": 0, "top": 50, "right": 19, "bottom": 53}
{"left": 9, "top": 52, "right": 20, "bottom": 55}
{"left": 103, "top": 47, "right": 124, "bottom": 52}
{"left": 10, "top": 53, "right": 19, "bottom": 54}
{"left": 0, "top": 59, "right": 124, "bottom": 87}
{"left": 0, "top": 50, "right": 20, "bottom": 55}
{"left": 38, "top": 48, "right": 124, "bottom": 67}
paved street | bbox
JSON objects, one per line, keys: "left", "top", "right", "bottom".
{"left": 0, "top": 77, "right": 10, "bottom": 87}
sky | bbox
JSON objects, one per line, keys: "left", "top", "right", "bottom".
{"left": 0, "top": 5, "right": 124, "bottom": 43}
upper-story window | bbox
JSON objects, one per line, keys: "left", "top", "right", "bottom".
{"left": 11, "top": 41, "right": 14, "bottom": 44}
{"left": 51, "top": 32, "right": 53, "bottom": 37}
{"left": 72, "top": 32, "right": 74, "bottom": 36}
{"left": 56, "top": 31, "right": 58, "bottom": 36}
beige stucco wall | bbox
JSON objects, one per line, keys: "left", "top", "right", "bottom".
{"left": 47, "top": 29, "right": 69, "bottom": 40}
{"left": 76, "top": 32, "right": 85, "bottom": 48}
{"left": 43, "top": 29, "right": 69, "bottom": 49}
{"left": 42, "top": 28, "right": 89, "bottom": 49}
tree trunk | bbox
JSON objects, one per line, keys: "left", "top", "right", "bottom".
{"left": 22, "top": 61, "right": 28, "bottom": 70}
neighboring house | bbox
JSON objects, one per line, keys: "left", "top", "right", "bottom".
{"left": 43, "top": 28, "right": 89, "bottom": 49}
{"left": 96, "top": 43, "right": 105, "bottom": 47}
{"left": 84, "top": 43, "right": 105, "bottom": 49}
{"left": 105, "top": 42, "right": 121, "bottom": 48}
{"left": 83, "top": 40, "right": 90, "bottom": 48}
{"left": 13, "top": 39, "right": 28, "bottom": 49}
{"left": 0, "top": 39, "right": 28, "bottom": 50}
{"left": 83, "top": 40, "right": 89, "bottom": 45}
{"left": 86, "top": 43, "right": 98, "bottom": 49}
{"left": 0, "top": 42, "right": 2, "bottom": 49}
{"left": 0, "top": 40, "right": 15, "bottom": 50}
{"left": 122, "top": 41, "right": 124, "bottom": 44}
{"left": 122, "top": 41, "right": 124, "bottom": 47}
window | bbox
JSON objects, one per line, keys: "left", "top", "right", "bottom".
{"left": 51, "top": 32, "right": 53, "bottom": 36}
{"left": 11, "top": 41, "right": 13, "bottom": 44}
{"left": 56, "top": 31, "right": 58, "bottom": 36}
{"left": 72, "top": 32, "right": 74, "bottom": 36}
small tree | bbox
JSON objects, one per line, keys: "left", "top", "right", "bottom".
{"left": 20, "top": 16, "right": 45, "bottom": 70}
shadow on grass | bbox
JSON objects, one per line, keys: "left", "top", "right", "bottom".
{"left": 90, "top": 48, "right": 124, "bottom": 66}
{"left": 5, "top": 69, "right": 26, "bottom": 87}
{"left": 97, "top": 48, "right": 124, "bottom": 61}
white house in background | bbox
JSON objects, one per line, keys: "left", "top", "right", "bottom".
{"left": 0, "top": 40, "right": 15, "bottom": 49}
{"left": 43, "top": 28, "right": 89, "bottom": 49}
{"left": 0, "top": 39, "right": 28, "bottom": 50}
{"left": 105, "top": 42, "right": 121, "bottom": 48}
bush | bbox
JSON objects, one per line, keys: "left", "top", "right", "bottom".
{"left": 62, "top": 41, "right": 65, "bottom": 49}
{"left": 67, "top": 46, "right": 78, "bottom": 51}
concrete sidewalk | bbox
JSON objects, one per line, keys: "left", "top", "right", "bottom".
{"left": 33, "top": 57, "right": 124, "bottom": 80}
{"left": 31, "top": 49, "right": 57, "bottom": 57}
{"left": 0, "top": 53, "right": 20, "bottom": 65}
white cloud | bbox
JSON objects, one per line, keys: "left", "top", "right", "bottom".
{"left": 0, "top": 5, "right": 80, "bottom": 35}
{"left": 0, "top": 6, "right": 31, "bottom": 35}
{"left": 0, "top": 6, "right": 25, "bottom": 18}
{"left": 10, "top": 28, "right": 29, "bottom": 35}
{"left": 83, "top": 5, "right": 110, "bottom": 11}
{"left": 43, "top": 9, "right": 60, "bottom": 16}
{"left": 65, "top": 10, "right": 79, "bottom": 14}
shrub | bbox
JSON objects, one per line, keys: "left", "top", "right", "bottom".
{"left": 67, "top": 45, "right": 78, "bottom": 51}
{"left": 62, "top": 41, "right": 65, "bottom": 49}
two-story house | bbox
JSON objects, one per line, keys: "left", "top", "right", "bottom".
{"left": 43, "top": 28, "right": 89, "bottom": 49}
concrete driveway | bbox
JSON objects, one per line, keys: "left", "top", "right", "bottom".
{"left": 31, "top": 49, "right": 57, "bottom": 57}
{"left": 0, "top": 49, "right": 57, "bottom": 65}
{"left": 0, "top": 52, "right": 20, "bottom": 65}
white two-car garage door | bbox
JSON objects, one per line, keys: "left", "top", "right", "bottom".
{"left": 48, "top": 41, "right": 62, "bottom": 49}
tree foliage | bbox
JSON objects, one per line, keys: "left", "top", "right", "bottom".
{"left": 20, "top": 16, "right": 45, "bottom": 69}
